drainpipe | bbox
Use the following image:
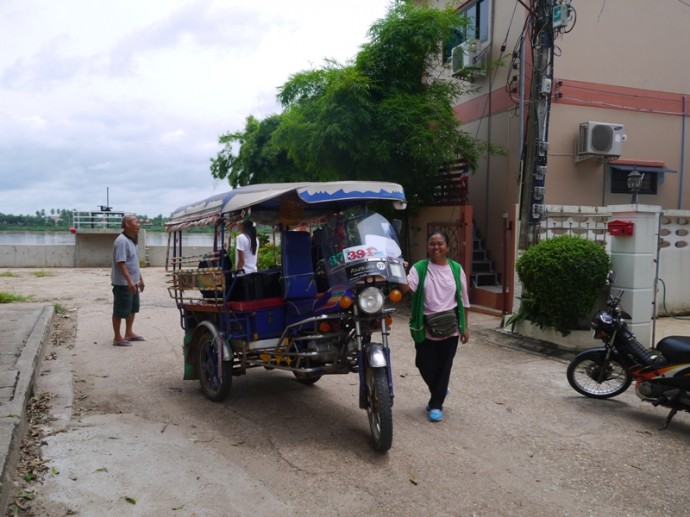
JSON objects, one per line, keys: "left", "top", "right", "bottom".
{"left": 501, "top": 212, "right": 512, "bottom": 325}
{"left": 652, "top": 213, "right": 662, "bottom": 348}
{"left": 485, "top": 72, "right": 492, "bottom": 243}
{"left": 680, "top": 96, "right": 687, "bottom": 209}
{"left": 517, "top": 38, "right": 525, "bottom": 199}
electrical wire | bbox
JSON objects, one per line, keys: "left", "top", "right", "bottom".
{"left": 471, "top": 0, "right": 523, "bottom": 141}
{"left": 556, "top": 95, "right": 686, "bottom": 116}
{"left": 562, "top": 82, "right": 683, "bottom": 103}
{"left": 564, "top": 4, "right": 577, "bottom": 33}
{"left": 505, "top": 3, "right": 533, "bottom": 105}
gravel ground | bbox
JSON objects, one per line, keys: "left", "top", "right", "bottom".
{"left": 2, "top": 267, "right": 690, "bottom": 516}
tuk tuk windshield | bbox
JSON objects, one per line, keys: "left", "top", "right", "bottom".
{"left": 317, "top": 210, "right": 406, "bottom": 284}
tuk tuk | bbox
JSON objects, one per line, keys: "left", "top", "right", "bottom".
{"left": 166, "top": 181, "right": 407, "bottom": 452}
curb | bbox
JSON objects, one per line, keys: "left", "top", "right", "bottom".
{"left": 474, "top": 326, "right": 577, "bottom": 363}
{"left": 0, "top": 305, "right": 53, "bottom": 511}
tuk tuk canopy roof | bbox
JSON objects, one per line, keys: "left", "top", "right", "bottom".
{"left": 165, "top": 181, "right": 407, "bottom": 232}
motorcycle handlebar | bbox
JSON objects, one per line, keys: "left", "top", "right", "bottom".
{"left": 607, "top": 290, "right": 624, "bottom": 311}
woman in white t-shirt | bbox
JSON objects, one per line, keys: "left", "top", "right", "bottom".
{"left": 234, "top": 219, "right": 259, "bottom": 273}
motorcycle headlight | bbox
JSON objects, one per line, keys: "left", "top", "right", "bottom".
{"left": 358, "top": 287, "right": 384, "bottom": 314}
{"left": 591, "top": 311, "right": 615, "bottom": 332}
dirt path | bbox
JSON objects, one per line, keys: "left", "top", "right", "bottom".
{"left": 2, "top": 268, "right": 690, "bottom": 516}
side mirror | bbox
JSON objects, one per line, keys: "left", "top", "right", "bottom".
{"left": 607, "top": 270, "right": 616, "bottom": 284}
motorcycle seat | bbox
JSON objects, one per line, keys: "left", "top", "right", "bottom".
{"left": 656, "top": 335, "right": 690, "bottom": 363}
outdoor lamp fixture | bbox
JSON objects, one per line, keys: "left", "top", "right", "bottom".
{"left": 626, "top": 169, "right": 643, "bottom": 204}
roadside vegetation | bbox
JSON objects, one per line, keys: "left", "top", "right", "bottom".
{"left": 0, "top": 292, "right": 34, "bottom": 303}
{"left": 0, "top": 211, "right": 170, "bottom": 231}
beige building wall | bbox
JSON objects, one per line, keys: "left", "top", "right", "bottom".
{"left": 430, "top": 0, "right": 690, "bottom": 279}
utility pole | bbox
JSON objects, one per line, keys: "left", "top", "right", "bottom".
{"left": 517, "top": 0, "right": 567, "bottom": 250}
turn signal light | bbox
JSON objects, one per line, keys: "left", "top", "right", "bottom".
{"left": 389, "top": 289, "right": 402, "bottom": 303}
{"left": 340, "top": 296, "right": 353, "bottom": 309}
{"left": 385, "top": 315, "right": 393, "bottom": 326}
{"left": 319, "top": 321, "right": 332, "bottom": 333}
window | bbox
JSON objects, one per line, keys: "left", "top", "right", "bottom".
{"left": 610, "top": 169, "right": 658, "bottom": 195}
{"left": 609, "top": 163, "right": 676, "bottom": 195}
{"left": 464, "top": 0, "right": 490, "bottom": 43}
{"left": 444, "top": 0, "right": 491, "bottom": 63}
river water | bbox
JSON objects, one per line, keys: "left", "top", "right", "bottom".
{"left": 0, "top": 231, "right": 214, "bottom": 246}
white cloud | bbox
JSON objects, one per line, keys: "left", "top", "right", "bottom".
{"left": 21, "top": 115, "right": 47, "bottom": 129}
{"left": 0, "top": 0, "right": 391, "bottom": 216}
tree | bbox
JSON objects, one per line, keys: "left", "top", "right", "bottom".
{"left": 210, "top": 114, "right": 305, "bottom": 188}
{"left": 211, "top": 0, "right": 488, "bottom": 205}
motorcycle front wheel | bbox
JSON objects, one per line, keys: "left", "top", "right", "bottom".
{"left": 567, "top": 350, "right": 632, "bottom": 399}
{"left": 365, "top": 366, "right": 393, "bottom": 453}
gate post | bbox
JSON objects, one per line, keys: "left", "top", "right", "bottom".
{"left": 608, "top": 204, "right": 662, "bottom": 347}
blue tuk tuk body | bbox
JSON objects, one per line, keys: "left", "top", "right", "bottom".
{"left": 166, "top": 181, "right": 407, "bottom": 452}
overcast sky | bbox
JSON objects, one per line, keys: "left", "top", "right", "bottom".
{"left": 0, "top": 0, "right": 392, "bottom": 217}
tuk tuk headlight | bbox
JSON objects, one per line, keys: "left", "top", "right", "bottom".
{"left": 358, "top": 287, "right": 384, "bottom": 314}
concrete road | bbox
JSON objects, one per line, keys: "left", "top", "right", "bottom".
{"left": 6, "top": 268, "right": 690, "bottom": 516}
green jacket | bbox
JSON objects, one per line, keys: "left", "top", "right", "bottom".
{"left": 409, "top": 259, "right": 466, "bottom": 344}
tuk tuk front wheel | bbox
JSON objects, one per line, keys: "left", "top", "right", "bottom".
{"left": 365, "top": 366, "right": 393, "bottom": 453}
{"left": 196, "top": 329, "right": 232, "bottom": 402}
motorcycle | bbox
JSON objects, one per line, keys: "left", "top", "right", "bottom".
{"left": 165, "top": 181, "right": 408, "bottom": 452}
{"left": 567, "top": 273, "right": 690, "bottom": 429}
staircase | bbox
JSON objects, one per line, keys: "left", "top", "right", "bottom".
{"left": 470, "top": 227, "right": 500, "bottom": 288}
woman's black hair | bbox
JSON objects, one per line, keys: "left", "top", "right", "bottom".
{"left": 428, "top": 229, "right": 450, "bottom": 245}
{"left": 243, "top": 220, "right": 258, "bottom": 255}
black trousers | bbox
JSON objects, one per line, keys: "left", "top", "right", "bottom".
{"left": 415, "top": 335, "right": 459, "bottom": 410}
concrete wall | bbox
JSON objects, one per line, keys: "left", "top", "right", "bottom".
{"left": 0, "top": 245, "right": 211, "bottom": 268}
{"left": 0, "top": 245, "right": 75, "bottom": 268}
{"left": 75, "top": 233, "right": 120, "bottom": 267}
{"left": 658, "top": 210, "right": 690, "bottom": 314}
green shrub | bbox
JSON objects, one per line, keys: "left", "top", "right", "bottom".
{"left": 228, "top": 243, "right": 280, "bottom": 270}
{"left": 0, "top": 291, "right": 34, "bottom": 303}
{"left": 512, "top": 235, "right": 611, "bottom": 336}
{"left": 258, "top": 244, "right": 280, "bottom": 269}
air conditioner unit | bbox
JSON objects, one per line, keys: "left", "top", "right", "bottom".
{"left": 451, "top": 40, "right": 486, "bottom": 78}
{"left": 577, "top": 121, "right": 625, "bottom": 157}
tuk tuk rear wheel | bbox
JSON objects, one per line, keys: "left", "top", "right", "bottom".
{"left": 365, "top": 366, "right": 393, "bottom": 453}
{"left": 196, "top": 329, "right": 232, "bottom": 402}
